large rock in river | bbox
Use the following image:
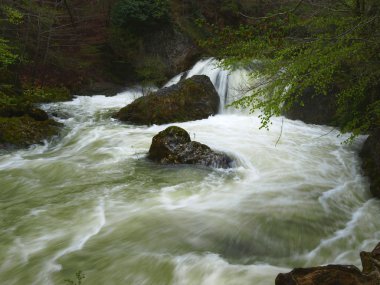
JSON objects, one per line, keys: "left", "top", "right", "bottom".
{"left": 360, "top": 128, "right": 380, "bottom": 199}
{"left": 148, "top": 126, "right": 232, "bottom": 168}
{"left": 275, "top": 242, "right": 380, "bottom": 285}
{"left": 115, "top": 75, "right": 220, "bottom": 125}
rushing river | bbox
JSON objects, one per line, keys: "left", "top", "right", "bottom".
{"left": 1, "top": 59, "right": 379, "bottom": 285}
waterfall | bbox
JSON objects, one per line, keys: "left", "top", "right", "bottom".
{"left": 165, "top": 58, "right": 247, "bottom": 113}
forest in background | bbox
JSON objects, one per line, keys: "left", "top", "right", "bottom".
{"left": 0, "top": 0, "right": 379, "bottom": 139}
{"left": 0, "top": 0, "right": 245, "bottom": 98}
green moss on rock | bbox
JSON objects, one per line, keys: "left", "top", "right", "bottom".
{"left": 148, "top": 126, "right": 232, "bottom": 168}
{"left": 149, "top": 126, "right": 191, "bottom": 160}
{"left": 0, "top": 116, "right": 61, "bottom": 149}
{"left": 115, "top": 75, "right": 220, "bottom": 125}
{"left": 24, "top": 86, "right": 72, "bottom": 103}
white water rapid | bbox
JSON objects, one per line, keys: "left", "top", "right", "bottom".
{"left": 164, "top": 58, "right": 246, "bottom": 112}
{"left": 0, "top": 59, "right": 379, "bottom": 285}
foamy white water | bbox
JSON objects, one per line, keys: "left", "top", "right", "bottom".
{"left": 164, "top": 58, "right": 250, "bottom": 112}
{"left": 0, "top": 59, "right": 378, "bottom": 285}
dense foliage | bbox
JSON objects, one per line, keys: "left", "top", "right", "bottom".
{"left": 204, "top": 0, "right": 380, "bottom": 139}
{"left": 0, "top": 0, "right": 116, "bottom": 88}
{"left": 2, "top": 0, "right": 378, "bottom": 142}
{"left": 111, "top": 0, "right": 170, "bottom": 29}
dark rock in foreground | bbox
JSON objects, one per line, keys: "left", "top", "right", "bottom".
{"left": 360, "top": 129, "right": 380, "bottom": 199}
{"left": 115, "top": 75, "right": 220, "bottom": 125}
{"left": 275, "top": 242, "right": 380, "bottom": 285}
{"left": 148, "top": 126, "right": 232, "bottom": 168}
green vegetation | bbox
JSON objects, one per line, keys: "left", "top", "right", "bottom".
{"left": 115, "top": 75, "right": 219, "bottom": 125}
{"left": 0, "top": 0, "right": 242, "bottom": 93}
{"left": 135, "top": 56, "right": 168, "bottom": 86}
{"left": 108, "top": 0, "right": 172, "bottom": 85}
{"left": 1, "top": 0, "right": 378, "bottom": 147}
{"left": 204, "top": 0, "right": 380, "bottom": 139}
{"left": 0, "top": 116, "right": 60, "bottom": 147}
{"left": 0, "top": 39, "right": 19, "bottom": 68}
{"left": 0, "top": 4, "right": 22, "bottom": 65}
{"left": 23, "top": 86, "right": 71, "bottom": 103}
{"left": 111, "top": 0, "right": 170, "bottom": 29}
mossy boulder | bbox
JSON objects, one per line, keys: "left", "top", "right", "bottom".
{"left": 0, "top": 103, "right": 29, "bottom": 118}
{"left": 115, "top": 75, "right": 220, "bottom": 125}
{"left": 0, "top": 86, "right": 71, "bottom": 119}
{"left": 148, "top": 126, "right": 232, "bottom": 168}
{"left": 23, "top": 86, "right": 72, "bottom": 103}
{"left": 148, "top": 126, "right": 191, "bottom": 159}
{"left": 28, "top": 108, "right": 49, "bottom": 121}
{"left": 275, "top": 242, "right": 380, "bottom": 285}
{"left": 0, "top": 103, "right": 49, "bottom": 121}
{"left": 360, "top": 129, "right": 380, "bottom": 199}
{"left": 0, "top": 116, "right": 61, "bottom": 149}
{"left": 0, "top": 85, "right": 68, "bottom": 149}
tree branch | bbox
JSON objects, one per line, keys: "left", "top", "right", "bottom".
{"left": 63, "top": 0, "right": 76, "bottom": 27}
{"left": 285, "top": 16, "right": 379, "bottom": 42}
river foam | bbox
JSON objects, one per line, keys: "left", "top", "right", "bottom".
{"left": 0, "top": 59, "right": 376, "bottom": 285}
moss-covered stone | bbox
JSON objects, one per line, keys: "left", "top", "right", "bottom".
{"left": 115, "top": 75, "right": 220, "bottom": 125}
{"left": 24, "top": 86, "right": 72, "bottom": 103}
{"left": 0, "top": 86, "right": 71, "bottom": 119}
{"left": 148, "top": 126, "right": 232, "bottom": 168}
{"left": 27, "top": 108, "right": 49, "bottom": 121}
{"left": 0, "top": 102, "right": 29, "bottom": 118}
{"left": 0, "top": 84, "right": 70, "bottom": 150}
{"left": 0, "top": 99, "right": 50, "bottom": 121}
{"left": 149, "top": 126, "right": 191, "bottom": 160}
{"left": 0, "top": 116, "right": 61, "bottom": 149}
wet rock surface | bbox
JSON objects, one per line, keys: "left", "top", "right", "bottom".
{"left": 360, "top": 128, "right": 380, "bottom": 199}
{"left": 275, "top": 243, "right": 380, "bottom": 285}
{"left": 148, "top": 126, "right": 232, "bottom": 168}
{"left": 115, "top": 75, "right": 220, "bottom": 125}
